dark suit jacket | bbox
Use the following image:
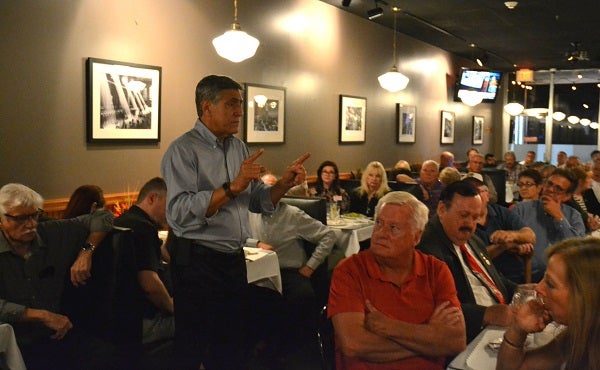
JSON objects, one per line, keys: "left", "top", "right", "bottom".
{"left": 583, "top": 188, "right": 600, "bottom": 217}
{"left": 417, "top": 216, "right": 515, "bottom": 342}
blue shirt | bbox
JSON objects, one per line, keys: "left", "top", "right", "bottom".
{"left": 512, "top": 200, "right": 585, "bottom": 280}
{"left": 476, "top": 203, "right": 528, "bottom": 283}
{"left": 160, "top": 120, "right": 274, "bottom": 253}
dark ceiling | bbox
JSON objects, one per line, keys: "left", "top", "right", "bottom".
{"left": 320, "top": 0, "right": 600, "bottom": 76}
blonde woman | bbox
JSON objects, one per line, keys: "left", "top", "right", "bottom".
{"left": 348, "top": 161, "right": 390, "bottom": 217}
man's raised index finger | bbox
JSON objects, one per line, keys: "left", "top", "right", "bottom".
{"left": 290, "top": 152, "right": 311, "bottom": 166}
{"left": 244, "top": 149, "right": 265, "bottom": 163}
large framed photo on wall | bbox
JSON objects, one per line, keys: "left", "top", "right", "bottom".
{"left": 396, "top": 104, "right": 416, "bottom": 143}
{"left": 472, "top": 116, "right": 484, "bottom": 145}
{"left": 86, "top": 58, "right": 161, "bottom": 143}
{"left": 244, "top": 83, "right": 286, "bottom": 144}
{"left": 339, "top": 95, "right": 367, "bottom": 143}
{"left": 440, "top": 110, "right": 455, "bottom": 144}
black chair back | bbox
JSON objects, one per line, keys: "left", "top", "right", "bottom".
{"left": 280, "top": 196, "right": 327, "bottom": 224}
{"left": 387, "top": 181, "right": 424, "bottom": 201}
{"left": 482, "top": 168, "right": 508, "bottom": 205}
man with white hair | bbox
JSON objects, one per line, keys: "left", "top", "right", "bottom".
{"left": 329, "top": 191, "right": 465, "bottom": 369}
{"left": 0, "top": 183, "right": 115, "bottom": 370}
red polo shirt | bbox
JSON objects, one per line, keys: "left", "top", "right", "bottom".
{"left": 328, "top": 249, "right": 460, "bottom": 370}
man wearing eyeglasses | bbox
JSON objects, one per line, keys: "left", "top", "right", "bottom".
{"left": 329, "top": 191, "right": 466, "bottom": 370}
{"left": 0, "top": 183, "right": 116, "bottom": 370}
{"left": 512, "top": 169, "right": 586, "bottom": 282}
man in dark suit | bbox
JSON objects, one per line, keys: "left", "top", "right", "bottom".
{"left": 417, "top": 180, "right": 515, "bottom": 342}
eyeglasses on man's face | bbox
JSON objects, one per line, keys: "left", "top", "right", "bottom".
{"left": 543, "top": 181, "right": 568, "bottom": 194}
{"left": 3, "top": 209, "right": 44, "bottom": 224}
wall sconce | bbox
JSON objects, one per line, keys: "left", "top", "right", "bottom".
{"left": 212, "top": 0, "right": 260, "bottom": 63}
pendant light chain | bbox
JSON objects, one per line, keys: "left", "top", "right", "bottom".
{"left": 392, "top": 8, "right": 397, "bottom": 69}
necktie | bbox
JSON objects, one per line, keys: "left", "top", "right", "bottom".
{"left": 460, "top": 244, "right": 505, "bottom": 304}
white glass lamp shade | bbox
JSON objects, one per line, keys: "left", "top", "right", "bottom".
{"left": 504, "top": 102, "right": 524, "bottom": 116}
{"left": 590, "top": 122, "right": 599, "bottom": 129}
{"left": 378, "top": 68, "right": 409, "bottom": 92}
{"left": 212, "top": 29, "right": 260, "bottom": 63}
{"left": 460, "top": 91, "right": 484, "bottom": 106}
{"left": 552, "top": 111, "right": 566, "bottom": 121}
{"left": 567, "top": 115, "right": 580, "bottom": 124}
{"left": 580, "top": 118, "right": 591, "bottom": 126}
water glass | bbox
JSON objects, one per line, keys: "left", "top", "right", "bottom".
{"left": 510, "top": 283, "right": 538, "bottom": 306}
{"left": 328, "top": 202, "right": 340, "bottom": 222}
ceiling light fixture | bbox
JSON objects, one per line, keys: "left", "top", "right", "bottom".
{"left": 552, "top": 111, "right": 566, "bottom": 121}
{"left": 342, "top": 0, "right": 352, "bottom": 6}
{"left": 212, "top": 0, "right": 260, "bottom": 63}
{"left": 377, "top": 7, "right": 409, "bottom": 92}
{"left": 580, "top": 118, "right": 591, "bottom": 126}
{"left": 367, "top": 5, "right": 384, "bottom": 20}
{"left": 460, "top": 90, "right": 484, "bottom": 106}
{"left": 567, "top": 115, "right": 580, "bottom": 124}
{"left": 504, "top": 1, "right": 518, "bottom": 9}
{"left": 504, "top": 73, "right": 525, "bottom": 116}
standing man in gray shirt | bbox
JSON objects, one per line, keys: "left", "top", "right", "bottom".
{"left": 160, "top": 75, "right": 309, "bottom": 370}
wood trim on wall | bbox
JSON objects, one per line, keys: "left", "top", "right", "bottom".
{"left": 42, "top": 173, "right": 357, "bottom": 219}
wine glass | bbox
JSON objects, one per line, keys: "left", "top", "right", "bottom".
{"left": 510, "top": 283, "right": 538, "bottom": 306}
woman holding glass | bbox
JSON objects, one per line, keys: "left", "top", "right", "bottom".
{"left": 496, "top": 237, "right": 600, "bottom": 370}
{"left": 348, "top": 161, "right": 390, "bottom": 217}
{"left": 309, "top": 160, "right": 350, "bottom": 214}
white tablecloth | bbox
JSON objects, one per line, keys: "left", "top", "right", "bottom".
{"left": 329, "top": 218, "right": 374, "bottom": 256}
{"left": 244, "top": 247, "right": 283, "bottom": 294}
{"left": 0, "top": 323, "right": 26, "bottom": 370}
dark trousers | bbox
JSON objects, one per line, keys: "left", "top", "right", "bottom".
{"left": 170, "top": 238, "right": 251, "bottom": 370}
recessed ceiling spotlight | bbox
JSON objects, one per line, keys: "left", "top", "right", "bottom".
{"left": 504, "top": 1, "right": 518, "bottom": 9}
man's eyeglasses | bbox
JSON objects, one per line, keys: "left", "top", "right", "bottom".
{"left": 517, "top": 182, "right": 537, "bottom": 188}
{"left": 543, "top": 181, "right": 568, "bottom": 194}
{"left": 3, "top": 209, "right": 44, "bottom": 224}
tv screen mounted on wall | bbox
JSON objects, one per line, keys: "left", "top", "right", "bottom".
{"left": 454, "top": 68, "right": 502, "bottom": 103}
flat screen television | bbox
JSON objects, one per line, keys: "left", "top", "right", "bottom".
{"left": 454, "top": 68, "right": 503, "bottom": 103}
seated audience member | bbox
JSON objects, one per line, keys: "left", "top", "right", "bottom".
{"left": 568, "top": 166, "right": 599, "bottom": 234}
{"left": 556, "top": 150, "right": 567, "bottom": 168}
{"left": 309, "top": 160, "right": 350, "bottom": 213}
{"left": 539, "top": 164, "right": 556, "bottom": 181}
{"left": 0, "top": 183, "right": 116, "bottom": 370}
{"left": 389, "top": 160, "right": 413, "bottom": 182}
{"left": 113, "top": 177, "right": 174, "bottom": 352}
{"left": 497, "top": 151, "right": 525, "bottom": 185}
{"left": 520, "top": 151, "right": 536, "bottom": 168}
{"left": 329, "top": 191, "right": 466, "bottom": 369}
{"left": 512, "top": 169, "right": 586, "bottom": 282}
{"left": 458, "top": 148, "right": 479, "bottom": 173}
{"left": 565, "top": 155, "right": 582, "bottom": 169}
{"left": 417, "top": 180, "right": 515, "bottom": 342}
{"left": 63, "top": 184, "right": 106, "bottom": 218}
{"left": 439, "top": 151, "right": 455, "bottom": 170}
{"left": 484, "top": 153, "right": 497, "bottom": 168}
{"left": 583, "top": 161, "right": 600, "bottom": 217}
{"left": 417, "top": 159, "right": 445, "bottom": 218}
{"left": 514, "top": 169, "right": 543, "bottom": 204}
{"left": 251, "top": 174, "right": 336, "bottom": 344}
{"left": 349, "top": 161, "right": 390, "bottom": 218}
{"left": 463, "top": 153, "right": 498, "bottom": 203}
{"left": 462, "top": 177, "right": 535, "bottom": 284}
{"left": 497, "top": 237, "right": 600, "bottom": 370}
{"left": 439, "top": 166, "right": 461, "bottom": 186}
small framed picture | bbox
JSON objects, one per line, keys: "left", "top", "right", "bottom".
{"left": 339, "top": 95, "right": 367, "bottom": 143}
{"left": 472, "top": 115, "right": 484, "bottom": 145}
{"left": 244, "top": 83, "right": 286, "bottom": 143}
{"left": 396, "top": 104, "right": 416, "bottom": 143}
{"left": 86, "top": 58, "right": 162, "bottom": 143}
{"left": 440, "top": 110, "right": 455, "bottom": 144}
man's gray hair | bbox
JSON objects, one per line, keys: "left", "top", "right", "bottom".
{"left": 421, "top": 159, "right": 440, "bottom": 171}
{"left": 195, "top": 75, "right": 243, "bottom": 119}
{"left": 0, "top": 183, "right": 44, "bottom": 215}
{"left": 374, "top": 191, "right": 429, "bottom": 232}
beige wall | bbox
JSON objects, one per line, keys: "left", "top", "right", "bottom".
{"left": 0, "top": 0, "right": 502, "bottom": 199}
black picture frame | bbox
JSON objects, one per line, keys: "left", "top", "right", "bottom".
{"left": 440, "top": 110, "right": 455, "bottom": 144}
{"left": 396, "top": 104, "right": 416, "bottom": 143}
{"left": 339, "top": 95, "right": 367, "bottom": 143}
{"left": 244, "top": 83, "right": 286, "bottom": 143}
{"left": 86, "top": 57, "right": 161, "bottom": 143}
{"left": 473, "top": 115, "right": 484, "bottom": 145}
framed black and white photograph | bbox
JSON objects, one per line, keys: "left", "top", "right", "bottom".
{"left": 339, "top": 95, "right": 367, "bottom": 143}
{"left": 86, "top": 58, "right": 161, "bottom": 143}
{"left": 440, "top": 110, "right": 455, "bottom": 144}
{"left": 244, "top": 83, "right": 286, "bottom": 143}
{"left": 396, "top": 104, "right": 416, "bottom": 143}
{"left": 472, "top": 115, "right": 484, "bottom": 145}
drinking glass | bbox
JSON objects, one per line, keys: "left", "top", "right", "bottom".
{"left": 510, "top": 283, "right": 538, "bottom": 306}
{"left": 328, "top": 202, "right": 340, "bottom": 222}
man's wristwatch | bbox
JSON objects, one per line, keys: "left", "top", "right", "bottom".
{"left": 222, "top": 182, "right": 236, "bottom": 199}
{"left": 81, "top": 242, "right": 96, "bottom": 252}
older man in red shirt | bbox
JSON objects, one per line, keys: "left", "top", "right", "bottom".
{"left": 328, "top": 191, "right": 466, "bottom": 370}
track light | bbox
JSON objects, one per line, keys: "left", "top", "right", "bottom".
{"left": 367, "top": 6, "right": 383, "bottom": 20}
{"left": 342, "top": 0, "right": 352, "bottom": 6}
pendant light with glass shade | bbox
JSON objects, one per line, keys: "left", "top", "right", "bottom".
{"left": 504, "top": 76, "right": 524, "bottom": 116}
{"left": 212, "top": 0, "right": 260, "bottom": 63}
{"left": 378, "top": 7, "right": 409, "bottom": 92}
